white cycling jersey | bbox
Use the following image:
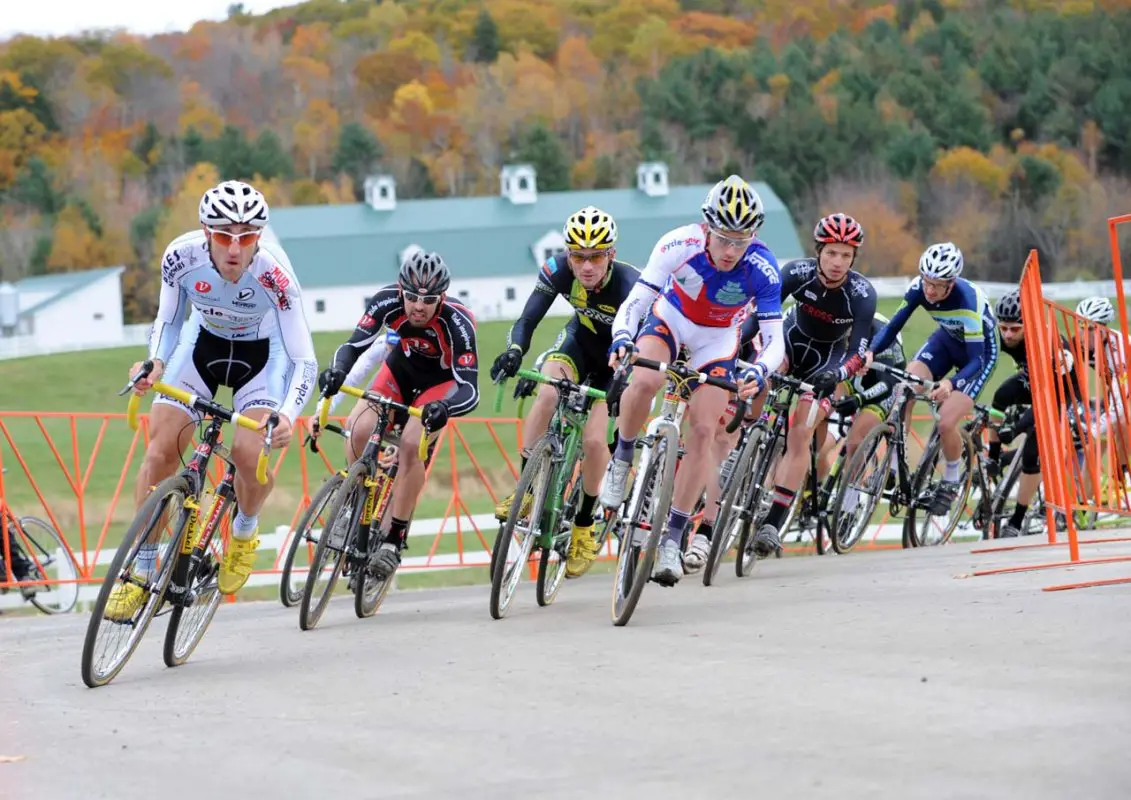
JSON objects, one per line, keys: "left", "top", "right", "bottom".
{"left": 327, "top": 331, "right": 399, "bottom": 414}
{"left": 149, "top": 230, "right": 317, "bottom": 422}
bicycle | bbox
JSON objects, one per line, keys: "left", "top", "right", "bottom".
{"left": 278, "top": 421, "right": 350, "bottom": 607}
{"left": 80, "top": 361, "right": 276, "bottom": 688}
{"left": 607, "top": 355, "right": 746, "bottom": 626}
{"left": 780, "top": 410, "right": 853, "bottom": 556}
{"left": 949, "top": 399, "right": 1007, "bottom": 546}
{"left": 0, "top": 470, "right": 80, "bottom": 614}
{"left": 488, "top": 368, "right": 610, "bottom": 619}
{"left": 703, "top": 371, "right": 816, "bottom": 585}
{"left": 297, "top": 385, "right": 429, "bottom": 631}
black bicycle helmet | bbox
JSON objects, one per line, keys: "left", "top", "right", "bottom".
{"left": 398, "top": 250, "right": 450, "bottom": 295}
{"left": 995, "top": 289, "right": 1022, "bottom": 323}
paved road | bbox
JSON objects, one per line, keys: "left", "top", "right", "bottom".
{"left": 4, "top": 537, "right": 1130, "bottom": 799}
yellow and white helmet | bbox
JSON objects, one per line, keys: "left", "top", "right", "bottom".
{"left": 563, "top": 206, "right": 618, "bottom": 250}
{"left": 701, "top": 175, "right": 765, "bottom": 234}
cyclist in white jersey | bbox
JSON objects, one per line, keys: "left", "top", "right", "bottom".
{"left": 111, "top": 181, "right": 317, "bottom": 620}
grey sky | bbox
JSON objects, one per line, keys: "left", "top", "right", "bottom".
{"left": 1, "top": 0, "right": 298, "bottom": 40}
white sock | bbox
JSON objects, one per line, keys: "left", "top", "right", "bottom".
{"left": 233, "top": 511, "right": 259, "bottom": 540}
{"left": 843, "top": 487, "right": 860, "bottom": 514}
{"left": 943, "top": 459, "right": 962, "bottom": 482}
{"left": 135, "top": 544, "right": 159, "bottom": 578}
{"left": 889, "top": 449, "right": 899, "bottom": 471}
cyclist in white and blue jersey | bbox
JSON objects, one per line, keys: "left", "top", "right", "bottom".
{"left": 866, "top": 242, "right": 998, "bottom": 516}
{"left": 601, "top": 175, "right": 785, "bottom": 585}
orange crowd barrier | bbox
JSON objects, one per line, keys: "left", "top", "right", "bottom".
{"left": 979, "top": 233, "right": 1131, "bottom": 590}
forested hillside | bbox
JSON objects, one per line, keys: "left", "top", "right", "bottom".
{"left": 2, "top": 0, "right": 1131, "bottom": 319}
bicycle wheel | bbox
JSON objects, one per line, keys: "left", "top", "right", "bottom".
{"left": 355, "top": 474, "right": 395, "bottom": 619}
{"left": 905, "top": 431, "right": 974, "bottom": 547}
{"left": 299, "top": 461, "right": 366, "bottom": 631}
{"left": 988, "top": 436, "right": 1025, "bottom": 539}
{"left": 830, "top": 424, "right": 892, "bottom": 554}
{"left": 163, "top": 491, "right": 235, "bottom": 668}
{"left": 704, "top": 428, "right": 760, "bottom": 586}
{"left": 736, "top": 430, "right": 784, "bottom": 577}
{"left": 611, "top": 432, "right": 676, "bottom": 627}
{"left": 81, "top": 476, "right": 193, "bottom": 688}
{"left": 279, "top": 473, "right": 345, "bottom": 607}
{"left": 16, "top": 516, "right": 80, "bottom": 614}
{"left": 490, "top": 437, "right": 554, "bottom": 620}
{"left": 536, "top": 466, "right": 576, "bottom": 607}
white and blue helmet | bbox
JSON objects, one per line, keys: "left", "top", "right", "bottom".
{"left": 1076, "top": 296, "right": 1115, "bottom": 326}
{"left": 918, "top": 242, "right": 964, "bottom": 280}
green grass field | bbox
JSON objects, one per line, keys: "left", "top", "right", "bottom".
{"left": 0, "top": 297, "right": 1057, "bottom": 567}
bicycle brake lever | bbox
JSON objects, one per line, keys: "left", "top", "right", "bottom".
{"left": 118, "top": 359, "right": 154, "bottom": 397}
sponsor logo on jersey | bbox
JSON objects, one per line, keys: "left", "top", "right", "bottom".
{"left": 661, "top": 236, "right": 702, "bottom": 253}
{"left": 403, "top": 336, "right": 439, "bottom": 356}
{"left": 232, "top": 301, "right": 256, "bottom": 309}
{"left": 803, "top": 290, "right": 818, "bottom": 300}
{"left": 236, "top": 287, "right": 255, "bottom": 301}
{"left": 195, "top": 280, "right": 212, "bottom": 293}
{"left": 849, "top": 276, "right": 870, "bottom": 298}
{"left": 716, "top": 280, "right": 748, "bottom": 306}
{"left": 257, "top": 266, "right": 291, "bottom": 310}
{"left": 709, "top": 365, "right": 729, "bottom": 378}
{"left": 358, "top": 314, "right": 377, "bottom": 330}
{"left": 576, "top": 306, "right": 615, "bottom": 326}
{"left": 457, "top": 352, "right": 476, "bottom": 368}
{"left": 800, "top": 304, "right": 854, "bottom": 326}
{"left": 598, "top": 304, "right": 617, "bottom": 313}
{"left": 163, "top": 251, "right": 188, "bottom": 287}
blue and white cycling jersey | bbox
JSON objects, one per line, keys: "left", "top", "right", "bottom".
{"left": 611, "top": 222, "right": 786, "bottom": 375}
{"left": 871, "top": 276, "right": 997, "bottom": 394}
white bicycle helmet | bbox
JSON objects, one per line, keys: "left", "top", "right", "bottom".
{"left": 1076, "top": 296, "right": 1115, "bottom": 326}
{"left": 199, "top": 180, "right": 269, "bottom": 228}
{"left": 918, "top": 242, "right": 964, "bottom": 280}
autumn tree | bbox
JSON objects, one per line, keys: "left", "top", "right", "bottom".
{"left": 469, "top": 9, "right": 501, "bottom": 63}
{"left": 332, "top": 122, "right": 383, "bottom": 200}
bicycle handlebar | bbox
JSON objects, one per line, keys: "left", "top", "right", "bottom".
{"left": 493, "top": 367, "right": 608, "bottom": 414}
{"left": 122, "top": 360, "right": 275, "bottom": 484}
{"left": 734, "top": 360, "right": 820, "bottom": 427}
{"left": 628, "top": 356, "right": 750, "bottom": 433}
{"left": 316, "top": 385, "right": 428, "bottom": 461}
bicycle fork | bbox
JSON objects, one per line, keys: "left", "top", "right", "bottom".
{"left": 166, "top": 484, "right": 230, "bottom": 609}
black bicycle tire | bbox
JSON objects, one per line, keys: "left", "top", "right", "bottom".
{"left": 80, "top": 476, "right": 193, "bottom": 688}
{"left": 490, "top": 437, "right": 554, "bottom": 619}
{"left": 163, "top": 491, "right": 235, "bottom": 667}
{"left": 299, "top": 462, "right": 366, "bottom": 630}
{"left": 355, "top": 472, "right": 395, "bottom": 619}
{"left": 703, "top": 428, "right": 761, "bottom": 586}
{"left": 830, "top": 424, "right": 893, "bottom": 554}
{"left": 737, "top": 429, "right": 784, "bottom": 577}
{"left": 18, "top": 516, "right": 79, "bottom": 615}
{"left": 987, "top": 433, "right": 1025, "bottom": 539}
{"left": 905, "top": 431, "right": 974, "bottom": 547}
{"left": 280, "top": 473, "right": 345, "bottom": 607}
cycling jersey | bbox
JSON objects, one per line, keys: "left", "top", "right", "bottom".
{"left": 506, "top": 256, "right": 640, "bottom": 355}
{"left": 872, "top": 276, "right": 997, "bottom": 396}
{"left": 614, "top": 222, "right": 785, "bottom": 377}
{"left": 328, "top": 331, "right": 400, "bottom": 414}
{"left": 849, "top": 315, "right": 906, "bottom": 413}
{"left": 150, "top": 229, "right": 317, "bottom": 422}
{"left": 331, "top": 287, "right": 479, "bottom": 417}
{"left": 778, "top": 258, "right": 877, "bottom": 379}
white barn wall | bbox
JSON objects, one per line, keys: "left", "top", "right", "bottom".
{"left": 26, "top": 272, "right": 124, "bottom": 348}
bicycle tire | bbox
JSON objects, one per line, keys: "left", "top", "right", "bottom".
{"left": 703, "top": 428, "right": 760, "bottom": 586}
{"left": 355, "top": 473, "right": 395, "bottom": 619}
{"left": 611, "top": 430, "right": 677, "bottom": 627}
{"left": 299, "top": 462, "right": 367, "bottom": 631}
{"left": 830, "top": 424, "right": 893, "bottom": 554}
{"left": 18, "top": 516, "right": 79, "bottom": 615}
{"left": 987, "top": 434, "right": 1025, "bottom": 539}
{"left": 905, "top": 431, "right": 974, "bottom": 547}
{"left": 81, "top": 476, "right": 193, "bottom": 688}
{"left": 736, "top": 430, "right": 784, "bottom": 577}
{"left": 490, "top": 437, "right": 554, "bottom": 620}
{"left": 279, "top": 473, "right": 345, "bottom": 607}
{"left": 536, "top": 467, "right": 578, "bottom": 607}
{"left": 163, "top": 492, "right": 235, "bottom": 667}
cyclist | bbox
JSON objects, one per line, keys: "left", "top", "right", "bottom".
{"left": 601, "top": 175, "right": 785, "bottom": 586}
{"left": 318, "top": 251, "right": 479, "bottom": 579}
{"left": 489, "top": 206, "right": 640, "bottom": 577}
{"left": 1074, "top": 296, "right": 1129, "bottom": 477}
{"left": 116, "top": 180, "right": 316, "bottom": 620}
{"left": 747, "top": 213, "right": 877, "bottom": 557}
{"left": 866, "top": 242, "right": 999, "bottom": 517}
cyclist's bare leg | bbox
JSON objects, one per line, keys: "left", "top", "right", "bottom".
{"left": 134, "top": 403, "right": 195, "bottom": 507}
{"left": 581, "top": 401, "right": 610, "bottom": 495}
{"left": 346, "top": 401, "right": 379, "bottom": 463}
{"left": 673, "top": 385, "right": 729, "bottom": 513}
{"left": 613, "top": 336, "right": 669, "bottom": 443}
{"left": 231, "top": 407, "right": 278, "bottom": 518}
{"left": 702, "top": 412, "right": 742, "bottom": 525}
{"left": 844, "top": 408, "right": 883, "bottom": 461}
{"left": 1017, "top": 472, "right": 1041, "bottom": 506}
{"left": 391, "top": 415, "right": 429, "bottom": 523}
{"left": 772, "top": 396, "right": 824, "bottom": 490}
{"left": 937, "top": 391, "right": 974, "bottom": 463}
{"left": 816, "top": 420, "right": 837, "bottom": 479}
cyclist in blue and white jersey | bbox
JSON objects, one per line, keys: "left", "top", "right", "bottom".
{"left": 600, "top": 175, "right": 785, "bottom": 585}
{"left": 866, "top": 242, "right": 998, "bottom": 516}
{"left": 112, "top": 180, "right": 317, "bottom": 620}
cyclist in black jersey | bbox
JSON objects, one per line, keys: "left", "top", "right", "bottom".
{"left": 749, "top": 213, "right": 878, "bottom": 557}
{"left": 988, "top": 290, "right": 1081, "bottom": 537}
{"left": 489, "top": 206, "right": 640, "bottom": 577}
{"left": 832, "top": 312, "right": 906, "bottom": 455}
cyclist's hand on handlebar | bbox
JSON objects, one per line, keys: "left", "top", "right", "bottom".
{"left": 930, "top": 378, "right": 953, "bottom": 403}
{"left": 607, "top": 335, "right": 635, "bottom": 368}
{"left": 833, "top": 394, "right": 862, "bottom": 416}
{"left": 421, "top": 399, "right": 450, "bottom": 432}
{"left": 737, "top": 364, "right": 766, "bottom": 399}
{"left": 490, "top": 345, "right": 523, "bottom": 382}
{"left": 317, "top": 367, "right": 346, "bottom": 396}
{"left": 513, "top": 376, "right": 538, "bottom": 400}
{"left": 129, "top": 359, "right": 163, "bottom": 395}
{"left": 261, "top": 412, "right": 293, "bottom": 448}
{"left": 810, "top": 370, "right": 840, "bottom": 396}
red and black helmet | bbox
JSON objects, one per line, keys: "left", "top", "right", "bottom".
{"left": 814, "top": 213, "right": 864, "bottom": 248}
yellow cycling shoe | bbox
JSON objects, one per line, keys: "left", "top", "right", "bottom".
{"left": 495, "top": 490, "right": 533, "bottom": 522}
{"left": 218, "top": 532, "right": 260, "bottom": 595}
{"left": 104, "top": 581, "right": 149, "bottom": 622}
{"left": 565, "top": 523, "right": 600, "bottom": 578}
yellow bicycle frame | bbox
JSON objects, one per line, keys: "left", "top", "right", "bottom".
{"left": 316, "top": 385, "right": 430, "bottom": 461}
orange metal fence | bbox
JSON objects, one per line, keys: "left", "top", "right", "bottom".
{"left": 979, "top": 231, "right": 1131, "bottom": 590}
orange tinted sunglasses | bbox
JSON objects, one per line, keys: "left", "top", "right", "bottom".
{"left": 206, "top": 227, "right": 261, "bottom": 248}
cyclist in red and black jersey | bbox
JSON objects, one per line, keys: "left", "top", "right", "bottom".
{"left": 318, "top": 251, "right": 479, "bottom": 576}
